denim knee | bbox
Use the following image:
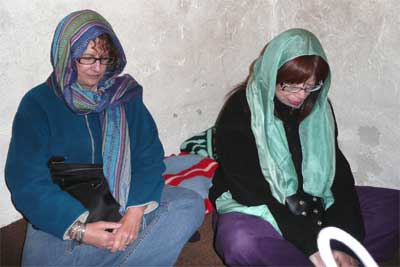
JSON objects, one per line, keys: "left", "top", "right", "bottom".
{"left": 162, "top": 185, "right": 205, "bottom": 234}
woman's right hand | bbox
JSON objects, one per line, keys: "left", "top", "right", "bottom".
{"left": 309, "top": 251, "right": 325, "bottom": 267}
{"left": 82, "top": 221, "right": 121, "bottom": 249}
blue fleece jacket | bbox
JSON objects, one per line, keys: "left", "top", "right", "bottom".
{"left": 5, "top": 82, "right": 165, "bottom": 239}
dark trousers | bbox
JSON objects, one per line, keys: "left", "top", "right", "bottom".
{"left": 214, "top": 186, "right": 399, "bottom": 266}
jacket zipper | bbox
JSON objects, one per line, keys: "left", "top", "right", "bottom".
{"left": 84, "top": 115, "right": 95, "bottom": 164}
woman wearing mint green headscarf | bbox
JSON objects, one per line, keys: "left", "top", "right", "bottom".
{"left": 5, "top": 10, "right": 204, "bottom": 266}
{"left": 209, "top": 29, "right": 399, "bottom": 266}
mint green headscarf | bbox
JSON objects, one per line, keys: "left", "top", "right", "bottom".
{"left": 246, "top": 28, "right": 336, "bottom": 209}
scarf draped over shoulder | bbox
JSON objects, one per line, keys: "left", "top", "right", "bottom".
{"left": 47, "top": 9, "right": 141, "bottom": 211}
{"left": 246, "top": 29, "right": 336, "bottom": 208}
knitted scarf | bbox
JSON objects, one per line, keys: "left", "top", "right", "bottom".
{"left": 246, "top": 29, "right": 336, "bottom": 208}
{"left": 47, "top": 10, "right": 142, "bottom": 211}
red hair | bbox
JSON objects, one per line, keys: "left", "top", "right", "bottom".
{"left": 277, "top": 55, "right": 329, "bottom": 85}
{"left": 224, "top": 53, "right": 330, "bottom": 121}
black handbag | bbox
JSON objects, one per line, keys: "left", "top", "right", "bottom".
{"left": 48, "top": 156, "right": 122, "bottom": 223}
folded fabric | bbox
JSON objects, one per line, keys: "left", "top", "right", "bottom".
{"left": 180, "top": 127, "right": 217, "bottom": 159}
{"left": 163, "top": 153, "right": 218, "bottom": 214}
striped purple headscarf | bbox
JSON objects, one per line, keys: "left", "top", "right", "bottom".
{"left": 47, "top": 10, "right": 141, "bottom": 211}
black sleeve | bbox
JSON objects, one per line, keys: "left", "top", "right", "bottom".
{"left": 324, "top": 103, "right": 365, "bottom": 254}
{"left": 209, "top": 91, "right": 322, "bottom": 256}
{"left": 209, "top": 93, "right": 272, "bottom": 206}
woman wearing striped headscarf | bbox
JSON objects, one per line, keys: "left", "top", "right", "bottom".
{"left": 5, "top": 10, "right": 204, "bottom": 266}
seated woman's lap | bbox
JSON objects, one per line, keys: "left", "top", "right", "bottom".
{"left": 214, "top": 186, "right": 399, "bottom": 266}
{"left": 214, "top": 212, "right": 310, "bottom": 266}
{"left": 22, "top": 185, "right": 204, "bottom": 266}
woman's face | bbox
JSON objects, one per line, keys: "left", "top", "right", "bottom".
{"left": 76, "top": 38, "right": 109, "bottom": 91}
{"left": 275, "top": 77, "right": 316, "bottom": 109}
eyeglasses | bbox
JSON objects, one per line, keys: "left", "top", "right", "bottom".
{"left": 76, "top": 56, "right": 115, "bottom": 65}
{"left": 280, "top": 81, "right": 323, "bottom": 93}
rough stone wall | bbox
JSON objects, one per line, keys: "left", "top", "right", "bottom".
{"left": 1, "top": 0, "right": 399, "bottom": 226}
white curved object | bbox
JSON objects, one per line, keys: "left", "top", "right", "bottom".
{"left": 317, "top": 226, "right": 378, "bottom": 267}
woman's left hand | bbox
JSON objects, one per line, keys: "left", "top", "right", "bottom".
{"left": 332, "top": 250, "right": 359, "bottom": 267}
{"left": 110, "top": 206, "right": 145, "bottom": 253}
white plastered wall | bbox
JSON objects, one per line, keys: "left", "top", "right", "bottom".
{"left": 1, "top": 0, "right": 399, "bottom": 227}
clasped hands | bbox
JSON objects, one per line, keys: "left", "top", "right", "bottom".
{"left": 82, "top": 205, "right": 146, "bottom": 252}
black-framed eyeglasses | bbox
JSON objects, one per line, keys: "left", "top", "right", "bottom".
{"left": 76, "top": 56, "right": 115, "bottom": 65}
{"left": 280, "top": 81, "right": 323, "bottom": 93}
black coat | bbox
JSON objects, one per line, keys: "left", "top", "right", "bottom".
{"left": 209, "top": 89, "right": 365, "bottom": 256}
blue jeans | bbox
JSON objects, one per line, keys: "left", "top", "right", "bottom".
{"left": 22, "top": 185, "right": 205, "bottom": 266}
